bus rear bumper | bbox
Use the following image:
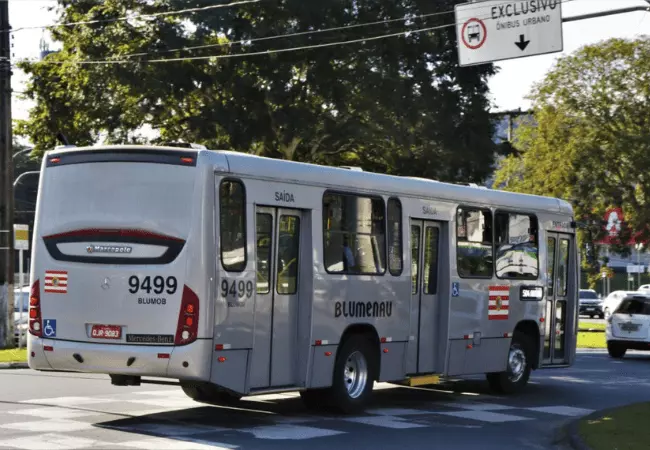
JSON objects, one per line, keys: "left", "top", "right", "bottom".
{"left": 27, "top": 337, "right": 212, "bottom": 380}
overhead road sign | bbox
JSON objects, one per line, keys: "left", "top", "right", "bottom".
{"left": 455, "top": 0, "right": 564, "bottom": 67}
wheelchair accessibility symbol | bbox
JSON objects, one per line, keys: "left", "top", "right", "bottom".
{"left": 452, "top": 282, "right": 460, "bottom": 297}
{"left": 43, "top": 319, "right": 56, "bottom": 338}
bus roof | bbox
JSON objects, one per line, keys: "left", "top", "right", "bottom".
{"left": 45, "top": 144, "right": 572, "bottom": 215}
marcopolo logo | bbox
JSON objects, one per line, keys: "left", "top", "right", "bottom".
{"left": 86, "top": 244, "right": 133, "bottom": 254}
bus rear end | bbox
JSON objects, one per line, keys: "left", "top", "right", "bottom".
{"left": 27, "top": 146, "right": 213, "bottom": 383}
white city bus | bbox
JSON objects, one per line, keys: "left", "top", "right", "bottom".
{"left": 27, "top": 145, "right": 578, "bottom": 413}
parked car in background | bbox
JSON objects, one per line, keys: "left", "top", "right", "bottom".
{"left": 638, "top": 284, "right": 650, "bottom": 292}
{"left": 579, "top": 289, "right": 604, "bottom": 318}
{"left": 605, "top": 293, "right": 650, "bottom": 358}
{"left": 13, "top": 286, "right": 29, "bottom": 347}
{"left": 602, "top": 290, "right": 649, "bottom": 319}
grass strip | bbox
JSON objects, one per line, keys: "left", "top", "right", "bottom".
{"left": 579, "top": 402, "right": 650, "bottom": 450}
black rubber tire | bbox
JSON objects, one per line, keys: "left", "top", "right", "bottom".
{"left": 607, "top": 342, "right": 626, "bottom": 359}
{"left": 486, "top": 332, "right": 532, "bottom": 395}
{"left": 181, "top": 382, "right": 242, "bottom": 405}
{"left": 326, "top": 335, "right": 377, "bottom": 414}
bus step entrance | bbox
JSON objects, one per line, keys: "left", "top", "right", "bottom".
{"left": 403, "top": 374, "right": 441, "bottom": 387}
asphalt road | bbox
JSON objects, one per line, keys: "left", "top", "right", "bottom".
{"left": 2, "top": 350, "right": 649, "bottom": 450}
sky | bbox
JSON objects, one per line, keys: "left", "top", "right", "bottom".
{"left": 5, "top": 0, "right": 650, "bottom": 132}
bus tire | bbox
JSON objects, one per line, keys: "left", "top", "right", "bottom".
{"left": 327, "top": 335, "right": 376, "bottom": 414}
{"left": 486, "top": 331, "right": 532, "bottom": 395}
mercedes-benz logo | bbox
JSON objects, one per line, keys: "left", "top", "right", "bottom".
{"left": 101, "top": 277, "right": 110, "bottom": 290}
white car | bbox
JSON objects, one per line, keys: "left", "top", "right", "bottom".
{"left": 13, "top": 286, "right": 29, "bottom": 347}
{"left": 602, "top": 290, "right": 647, "bottom": 319}
{"left": 605, "top": 293, "right": 650, "bottom": 358}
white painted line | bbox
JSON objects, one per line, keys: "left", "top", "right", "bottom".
{"left": 0, "top": 419, "right": 94, "bottom": 433}
{"left": 7, "top": 407, "right": 104, "bottom": 420}
{"left": 0, "top": 433, "right": 111, "bottom": 450}
{"left": 441, "top": 402, "right": 515, "bottom": 411}
{"left": 342, "top": 415, "right": 429, "bottom": 429}
{"left": 114, "top": 437, "right": 238, "bottom": 449}
{"left": 21, "top": 396, "right": 118, "bottom": 406}
{"left": 526, "top": 406, "right": 595, "bottom": 416}
{"left": 240, "top": 424, "right": 345, "bottom": 440}
{"left": 436, "top": 410, "right": 532, "bottom": 423}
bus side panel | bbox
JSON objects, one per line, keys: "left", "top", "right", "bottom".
{"left": 445, "top": 206, "right": 552, "bottom": 377}
{"left": 211, "top": 174, "right": 256, "bottom": 350}
{"left": 310, "top": 191, "right": 412, "bottom": 383}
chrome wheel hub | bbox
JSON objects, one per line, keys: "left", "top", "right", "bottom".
{"left": 344, "top": 351, "right": 368, "bottom": 399}
{"left": 508, "top": 347, "right": 526, "bottom": 383}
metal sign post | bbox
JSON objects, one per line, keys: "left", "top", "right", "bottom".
{"left": 14, "top": 224, "right": 28, "bottom": 349}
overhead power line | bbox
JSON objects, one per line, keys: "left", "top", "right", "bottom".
{"left": 11, "top": 0, "right": 577, "bottom": 66}
{"left": 118, "top": 10, "right": 457, "bottom": 59}
{"left": 4, "top": 0, "right": 573, "bottom": 35}
{"left": 3, "top": 0, "right": 263, "bottom": 34}
{"left": 15, "top": 23, "right": 460, "bottom": 66}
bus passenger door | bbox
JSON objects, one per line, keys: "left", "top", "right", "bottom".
{"left": 543, "top": 233, "right": 574, "bottom": 366}
{"left": 407, "top": 219, "right": 441, "bottom": 375}
{"left": 250, "top": 206, "right": 303, "bottom": 389}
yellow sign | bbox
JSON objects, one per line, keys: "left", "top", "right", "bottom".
{"left": 13, "top": 224, "right": 29, "bottom": 251}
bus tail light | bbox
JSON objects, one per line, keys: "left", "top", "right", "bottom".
{"left": 175, "top": 285, "right": 199, "bottom": 346}
{"left": 28, "top": 279, "right": 42, "bottom": 337}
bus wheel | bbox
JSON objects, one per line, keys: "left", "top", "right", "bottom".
{"left": 486, "top": 332, "right": 532, "bottom": 395}
{"left": 328, "top": 335, "right": 376, "bottom": 413}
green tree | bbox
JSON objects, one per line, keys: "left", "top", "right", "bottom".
{"left": 17, "top": 0, "right": 502, "bottom": 183}
{"left": 493, "top": 36, "right": 650, "bottom": 286}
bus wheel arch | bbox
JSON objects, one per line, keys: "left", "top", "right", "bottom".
{"left": 328, "top": 324, "right": 380, "bottom": 413}
{"left": 486, "top": 322, "right": 538, "bottom": 394}
{"left": 513, "top": 320, "right": 540, "bottom": 370}
{"left": 339, "top": 324, "right": 381, "bottom": 381}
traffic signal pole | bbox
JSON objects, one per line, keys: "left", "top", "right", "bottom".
{"left": 0, "top": 1, "right": 14, "bottom": 348}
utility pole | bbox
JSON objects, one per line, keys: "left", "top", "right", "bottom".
{"left": 0, "top": 1, "right": 14, "bottom": 348}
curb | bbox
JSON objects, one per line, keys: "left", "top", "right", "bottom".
{"left": 567, "top": 417, "right": 592, "bottom": 450}
{"left": 0, "top": 362, "right": 28, "bottom": 369}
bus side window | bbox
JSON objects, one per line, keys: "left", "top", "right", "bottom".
{"left": 322, "top": 192, "right": 386, "bottom": 275}
{"left": 495, "top": 212, "right": 539, "bottom": 279}
{"left": 387, "top": 197, "right": 403, "bottom": 276}
{"left": 456, "top": 207, "right": 493, "bottom": 279}
{"left": 220, "top": 179, "right": 247, "bottom": 272}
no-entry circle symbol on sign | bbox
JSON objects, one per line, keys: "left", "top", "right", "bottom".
{"left": 461, "top": 18, "right": 487, "bottom": 50}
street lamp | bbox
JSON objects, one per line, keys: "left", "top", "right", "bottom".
{"left": 12, "top": 148, "right": 32, "bottom": 160}
{"left": 13, "top": 171, "right": 39, "bottom": 188}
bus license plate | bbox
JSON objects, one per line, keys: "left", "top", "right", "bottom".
{"left": 91, "top": 324, "right": 122, "bottom": 339}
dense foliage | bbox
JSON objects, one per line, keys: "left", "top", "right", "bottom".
{"left": 16, "top": 0, "right": 504, "bottom": 183}
{"left": 493, "top": 37, "right": 650, "bottom": 286}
